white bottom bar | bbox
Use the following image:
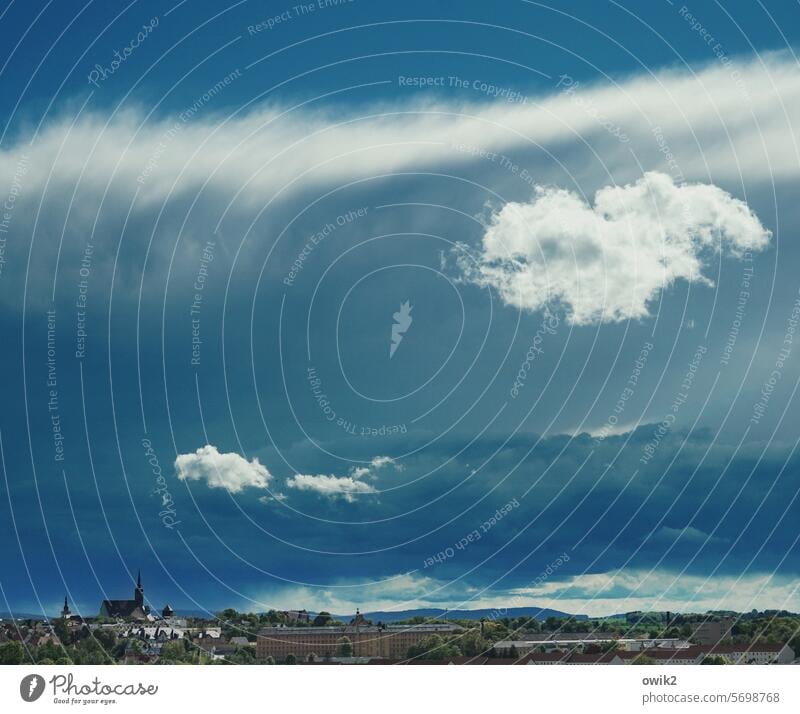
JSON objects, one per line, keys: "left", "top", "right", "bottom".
{"left": 1, "top": 664, "right": 798, "bottom": 713}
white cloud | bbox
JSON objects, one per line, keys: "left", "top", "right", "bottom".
{"left": 458, "top": 172, "right": 770, "bottom": 325}
{"left": 285, "top": 473, "right": 377, "bottom": 502}
{"left": 174, "top": 445, "right": 271, "bottom": 493}
{"left": 291, "top": 457, "right": 395, "bottom": 497}
{"left": 258, "top": 493, "right": 287, "bottom": 504}
{"left": 369, "top": 455, "right": 395, "bottom": 469}
{"left": 350, "top": 455, "right": 395, "bottom": 479}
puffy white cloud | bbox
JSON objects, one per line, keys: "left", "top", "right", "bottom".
{"left": 458, "top": 172, "right": 770, "bottom": 325}
{"left": 285, "top": 473, "right": 377, "bottom": 501}
{"left": 174, "top": 445, "right": 271, "bottom": 493}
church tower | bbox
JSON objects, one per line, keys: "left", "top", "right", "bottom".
{"left": 61, "top": 595, "right": 71, "bottom": 619}
{"left": 134, "top": 570, "right": 144, "bottom": 607}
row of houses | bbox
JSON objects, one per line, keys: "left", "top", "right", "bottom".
{"left": 494, "top": 636, "right": 691, "bottom": 654}
{"left": 491, "top": 643, "right": 795, "bottom": 665}
{"left": 316, "top": 642, "right": 793, "bottom": 665}
{"left": 123, "top": 634, "right": 253, "bottom": 663}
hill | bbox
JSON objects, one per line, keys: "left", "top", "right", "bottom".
{"left": 335, "top": 606, "right": 586, "bottom": 623}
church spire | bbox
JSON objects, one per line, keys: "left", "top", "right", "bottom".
{"left": 134, "top": 570, "right": 144, "bottom": 606}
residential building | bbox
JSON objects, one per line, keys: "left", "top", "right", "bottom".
{"left": 709, "top": 643, "right": 794, "bottom": 664}
{"left": 493, "top": 636, "right": 688, "bottom": 656}
{"left": 281, "top": 609, "right": 311, "bottom": 623}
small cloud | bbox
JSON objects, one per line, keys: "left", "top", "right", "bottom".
{"left": 370, "top": 455, "right": 395, "bottom": 469}
{"left": 652, "top": 526, "right": 728, "bottom": 544}
{"left": 351, "top": 455, "right": 397, "bottom": 479}
{"left": 570, "top": 422, "right": 640, "bottom": 439}
{"left": 258, "top": 493, "right": 287, "bottom": 504}
{"left": 285, "top": 474, "right": 377, "bottom": 502}
{"left": 174, "top": 445, "right": 271, "bottom": 493}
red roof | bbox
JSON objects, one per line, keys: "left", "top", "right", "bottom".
{"left": 707, "top": 642, "right": 785, "bottom": 653}
{"left": 621, "top": 648, "right": 703, "bottom": 661}
{"left": 568, "top": 651, "right": 620, "bottom": 663}
{"left": 519, "top": 651, "right": 570, "bottom": 663}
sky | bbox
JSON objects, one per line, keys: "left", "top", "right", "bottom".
{"left": 1, "top": 0, "right": 799, "bottom": 619}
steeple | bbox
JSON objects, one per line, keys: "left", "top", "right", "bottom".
{"left": 61, "top": 595, "right": 71, "bottom": 619}
{"left": 134, "top": 570, "right": 144, "bottom": 606}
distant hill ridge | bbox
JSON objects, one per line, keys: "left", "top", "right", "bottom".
{"left": 333, "top": 606, "right": 587, "bottom": 623}
{"left": 1, "top": 606, "right": 586, "bottom": 622}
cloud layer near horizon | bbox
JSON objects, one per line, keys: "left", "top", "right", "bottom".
{"left": 246, "top": 569, "right": 800, "bottom": 617}
{"left": 458, "top": 171, "right": 770, "bottom": 324}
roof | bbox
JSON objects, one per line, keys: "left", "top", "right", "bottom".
{"left": 365, "top": 656, "right": 490, "bottom": 665}
{"left": 99, "top": 600, "right": 148, "bottom": 619}
{"left": 567, "top": 651, "right": 621, "bottom": 664}
{"left": 405, "top": 656, "right": 489, "bottom": 665}
{"left": 708, "top": 643, "right": 787, "bottom": 653}
{"left": 257, "top": 623, "right": 459, "bottom": 636}
{"left": 617, "top": 643, "right": 790, "bottom": 662}
{"left": 621, "top": 648, "right": 702, "bottom": 662}
{"left": 520, "top": 652, "right": 570, "bottom": 663}
{"left": 498, "top": 637, "right": 684, "bottom": 647}
{"left": 523, "top": 632, "right": 621, "bottom": 641}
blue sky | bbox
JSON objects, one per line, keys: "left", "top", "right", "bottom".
{"left": 1, "top": 0, "right": 799, "bottom": 618}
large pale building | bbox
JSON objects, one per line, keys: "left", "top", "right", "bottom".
{"left": 693, "top": 618, "right": 733, "bottom": 646}
{"left": 256, "top": 617, "right": 460, "bottom": 661}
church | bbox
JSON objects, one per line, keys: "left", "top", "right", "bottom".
{"left": 98, "top": 571, "right": 150, "bottom": 620}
